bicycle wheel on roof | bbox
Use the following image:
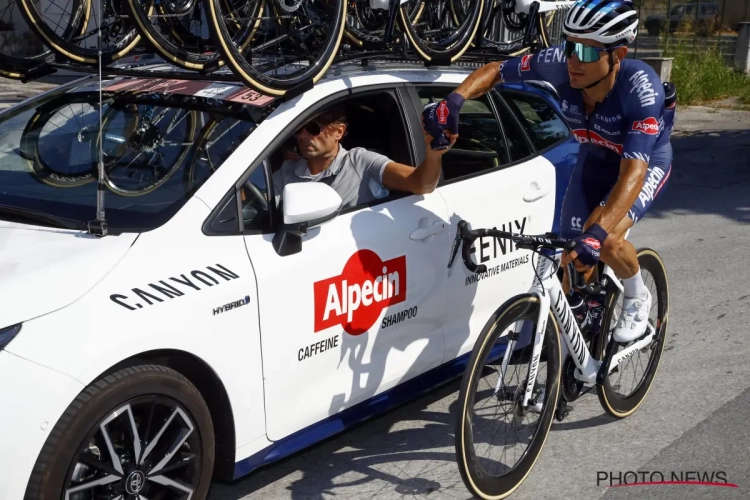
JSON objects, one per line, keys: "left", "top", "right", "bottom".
{"left": 17, "top": 0, "right": 149, "bottom": 66}
{"left": 203, "top": 0, "right": 347, "bottom": 97}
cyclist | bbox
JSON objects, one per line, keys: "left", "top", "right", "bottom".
{"left": 423, "top": 0, "right": 675, "bottom": 343}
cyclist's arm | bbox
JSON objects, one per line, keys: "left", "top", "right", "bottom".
{"left": 453, "top": 46, "right": 569, "bottom": 100}
{"left": 587, "top": 79, "right": 665, "bottom": 234}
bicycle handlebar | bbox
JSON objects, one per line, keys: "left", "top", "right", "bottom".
{"left": 450, "top": 220, "right": 576, "bottom": 274}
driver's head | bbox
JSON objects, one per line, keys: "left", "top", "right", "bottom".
{"left": 565, "top": 36, "right": 628, "bottom": 89}
{"left": 294, "top": 106, "right": 347, "bottom": 160}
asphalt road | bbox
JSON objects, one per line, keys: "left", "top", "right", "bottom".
{"left": 207, "top": 107, "right": 750, "bottom": 500}
{"left": 2, "top": 77, "right": 749, "bottom": 500}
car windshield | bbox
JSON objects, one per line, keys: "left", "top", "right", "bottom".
{"left": 0, "top": 76, "right": 275, "bottom": 233}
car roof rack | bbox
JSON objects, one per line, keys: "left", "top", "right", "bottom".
{"left": 15, "top": 46, "right": 517, "bottom": 98}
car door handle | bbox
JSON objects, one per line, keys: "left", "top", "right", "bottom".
{"left": 410, "top": 221, "right": 446, "bottom": 240}
{"left": 523, "top": 181, "right": 550, "bottom": 202}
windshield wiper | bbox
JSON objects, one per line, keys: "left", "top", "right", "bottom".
{"left": 0, "top": 205, "right": 85, "bottom": 230}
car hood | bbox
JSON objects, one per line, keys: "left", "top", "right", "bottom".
{"left": 0, "top": 221, "right": 138, "bottom": 328}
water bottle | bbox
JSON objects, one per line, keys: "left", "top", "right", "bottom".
{"left": 568, "top": 291, "right": 592, "bottom": 334}
{"left": 423, "top": 100, "right": 451, "bottom": 151}
{"left": 586, "top": 290, "right": 608, "bottom": 335}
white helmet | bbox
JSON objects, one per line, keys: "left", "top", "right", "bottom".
{"left": 563, "top": 0, "right": 639, "bottom": 46}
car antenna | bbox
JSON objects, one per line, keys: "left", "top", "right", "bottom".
{"left": 87, "top": 1, "right": 108, "bottom": 237}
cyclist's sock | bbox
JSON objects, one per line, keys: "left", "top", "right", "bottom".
{"left": 623, "top": 269, "right": 648, "bottom": 299}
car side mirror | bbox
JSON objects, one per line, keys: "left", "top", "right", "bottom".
{"left": 272, "top": 182, "right": 343, "bottom": 256}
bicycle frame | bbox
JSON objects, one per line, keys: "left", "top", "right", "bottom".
{"left": 514, "top": 248, "right": 655, "bottom": 411}
{"left": 515, "top": 0, "right": 576, "bottom": 15}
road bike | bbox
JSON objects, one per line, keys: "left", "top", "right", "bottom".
{"left": 448, "top": 219, "right": 669, "bottom": 498}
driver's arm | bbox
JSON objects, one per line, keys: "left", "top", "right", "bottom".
{"left": 381, "top": 127, "right": 457, "bottom": 195}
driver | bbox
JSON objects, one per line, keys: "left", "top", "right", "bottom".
{"left": 272, "top": 106, "right": 457, "bottom": 208}
{"left": 422, "top": 0, "right": 676, "bottom": 344}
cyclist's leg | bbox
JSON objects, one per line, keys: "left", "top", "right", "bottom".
{"left": 560, "top": 153, "right": 614, "bottom": 295}
{"left": 598, "top": 142, "right": 672, "bottom": 342}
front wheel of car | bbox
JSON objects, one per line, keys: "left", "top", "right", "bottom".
{"left": 24, "top": 365, "right": 215, "bottom": 500}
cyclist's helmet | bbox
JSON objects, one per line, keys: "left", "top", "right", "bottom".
{"left": 563, "top": 0, "right": 639, "bottom": 46}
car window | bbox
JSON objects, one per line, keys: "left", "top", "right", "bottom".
{"left": 240, "top": 161, "right": 271, "bottom": 231}
{"left": 500, "top": 91, "right": 570, "bottom": 151}
{"left": 489, "top": 91, "right": 535, "bottom": 163}
{"left": 415, "top": 86, "right": 510, "bottom": 182}
{"left": 265, "top": 89, "right": 414, "bottom": 213}
{"left": 0, "top": 78, "right": 274, "bottom": 233}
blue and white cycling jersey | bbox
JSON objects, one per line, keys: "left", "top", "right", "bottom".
{"left": 498, "top": 45, "right": 675, "bottom": 167}
{"left": 497, "top": 45, "right": 675, "bottom": 236}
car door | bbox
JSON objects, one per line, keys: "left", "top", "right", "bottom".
{"left": 241, "top": 87, "right": 450, "bottom": 441}
{"left": 406, "top": 84, "right": 558, "bottom": 362}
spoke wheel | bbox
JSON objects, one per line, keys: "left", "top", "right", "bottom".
{"left": 24, "top": 365, "right": 215, "bottom": 499}
{"left": 594, "top": 248, "right": 669, "bottom": 418}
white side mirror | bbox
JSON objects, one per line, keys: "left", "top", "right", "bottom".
{"left": 282, "top": 182, "right": 343, "bottom": 225}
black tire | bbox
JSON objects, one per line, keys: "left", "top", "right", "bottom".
{"left": 455, "top": 294, "right": 562, "bottom": 499}
{"left": 204, "top": 0, "right": 347, "bottom": 97}
{"left": 399, "top": 0, "right": 483, "bottom": 63}
{"left": 17, "top": 0, "right": 147, "bottom": 66}
{"left": 24, "top": 365, "right": 215, "bottom": 500}
{"left": 594, "top": 248, "right": 669, "bottom": 418}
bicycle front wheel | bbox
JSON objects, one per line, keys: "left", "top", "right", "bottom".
{"left": 455, "top": 293, "right": 562, "bottom": 499}
{"left": 594, "top": 248, "right": 669, "bottom": 418}
{"left": 204, "top": 0, "right": 347, "bottom": 96}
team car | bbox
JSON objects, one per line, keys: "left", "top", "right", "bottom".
{"left": 0, "top": 59, "right": 579, "bottom": 498}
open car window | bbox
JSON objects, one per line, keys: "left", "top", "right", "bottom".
{"left": 0, "top": 77, "right": 275, "bottom": 234}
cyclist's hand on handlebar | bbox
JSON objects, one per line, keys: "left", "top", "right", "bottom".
{"left": 422, "top": 92, "right": 465, "bottom": 150}
{"left": 561, "top": 224, "right": 608, "bottom": 271}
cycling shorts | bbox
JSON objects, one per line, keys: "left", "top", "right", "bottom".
{"left": 560, "top": 141, "right": 672, "bottom": 238}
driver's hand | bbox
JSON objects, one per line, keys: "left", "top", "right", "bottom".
{"left": 283, "top": 148, "right": 300, "bottom": 161}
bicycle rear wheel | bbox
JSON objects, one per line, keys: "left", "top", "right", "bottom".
{"left": 455, "top": 293, "right": 562, "bottom": 499}
{"left": 594, "top": 248, "right": 669, "bottom": 418}
{"left": 204, "top": 0, "right": 347, "bottom": 96}
{"left": 399, "top": 0, "right": 483, "bottom": 63}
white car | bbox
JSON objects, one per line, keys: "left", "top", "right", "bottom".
{"left": 0, "top": 59, "right": 578, "bottom": 498}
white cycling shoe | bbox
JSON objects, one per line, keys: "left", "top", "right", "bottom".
{"left": 612, "top": 289, "right": 652, "bottom": 343}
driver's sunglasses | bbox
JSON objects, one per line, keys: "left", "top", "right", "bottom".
{"left": 564, "top": 40, "right": 621, "bottom": 63}
{"left": 294, "top": 120, "right": 328, "bottom": 136}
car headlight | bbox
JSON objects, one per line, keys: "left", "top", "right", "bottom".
{"left": 0, "top": 324, "right": 21, "bottom": 351}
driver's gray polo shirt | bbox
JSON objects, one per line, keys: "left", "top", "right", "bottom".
{"left": 271, "top": 145, "right": 392, "bottom": 209}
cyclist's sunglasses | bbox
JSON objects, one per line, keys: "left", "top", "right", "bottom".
{"left": 564, "top": 40, "right": 622, "bottom": 63}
